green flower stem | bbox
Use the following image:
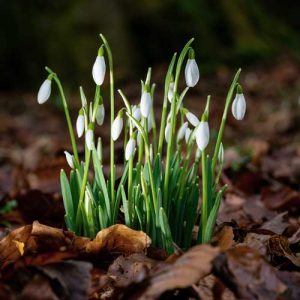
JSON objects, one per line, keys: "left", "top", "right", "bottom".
{"left": 100, "top": 34, "right": 115, "bottom": 205}
{"left": 211, "top": 69, "right": 241, "bottom": 176}
{"left": 201, "top": 151, "right": 208, "bottom": 241}
{"left": 158, "top": 53, "right": 177, "bottom": 156}
{"left": 45, "top": 67, "right": 79, "bottom": 167}
{"left": 163, "top": 39, "right": 194, "bottom": 212}
{"left": 138, "top": 117, "right": 144, "bottom": 165}
{"left": 76, "top": 86, "right": 101, "bottom": 223}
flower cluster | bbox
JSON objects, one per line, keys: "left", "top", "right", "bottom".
{"left": 37, "top": 35, "right": 246, "bottom": 253}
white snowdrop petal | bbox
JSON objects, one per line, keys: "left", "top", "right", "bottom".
{"left": 76, "top": 114, "right": 85, "bottom": 138}
{"left": 140, "top": 91, "right": 151, "bottom": 118}
{"left": 37, "top": 79, "right": 52, "bottom": 104}
{"left": 96, "top": 104, "right": 105, "bottom": 126}
{"left": 85, "top": 129, "right": 94, "bottom": 150}
{"left": 185, "top": 59, "right": 200, "bottom": 87}
{"left": 185, "top": 127, "right": 192, "bottom": 144}
{"left": 64, "top": 151, "right": 74, "bottom": 169}
{"left": 177, "top": 122, "right": 188, "bottom": 142}
{"left": 125, "top": 138, "right": 136, "bottom": 160}
{"left": 186, "top": 112, "right": 199, "bottom": 127}
{"left": 92, "top": 56, "right": 106, "bottom": 85}
{"left": 232, "top": 94, "right": 246, "bottom": 120}
{"left": 111, "top": 116, "right": 123, "bottom": 141}
{"left": 168, "top": 82, "right": 175, "bottom": 103}
{"left": 165, "top": 123, "right": 171, "bottom": 143}
{"left": 195, "top": 121, "right": 210, "bottom": 150}
{"left": 132, "top": 106, "right": 141, "bottom": 121}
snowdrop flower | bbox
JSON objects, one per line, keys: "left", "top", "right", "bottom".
{"left": 85, "top": 125, "right": 94, "bottom": 150}
{"left": 218, "top": 143, "right": 224, "bottom": 164}
{"left": 195, "top": 148, "right": 202, "bottom": 161}
{"left": 125, "top": 138, "right": 136, "bottom": 160}
{"left": 96, "top": 138, "right": 102, "bottom": 161}
{"left": 37, "top": 78, "right": 52, "bottom": 104}
{"left": 111, "top": 113, "right": 123, "bottom": 141}
{"left": 195, "top": 121, "right": 209, "bottom": 150}
{"left": 92, "top": 46, "right": 106, "bottom": 85}
{"left": 232, "top": 86, "right": 246, "bottom": 120}
{"left": 132, "top": 105, "right": 141, "bottom": 121}
{"left": 186, "top": 111, "right": 199, "bottom": 127}
{"left": 185, "top": 49, "right": 200, "bottom": 87}
{"left": 96, "top": 104, "right": 105, "bottom": 126}
{"left": 64, "top": 151, "right": 74, "bottom": 169}
{"left": 140, "top": 88, "right": 152, "bottom": 118}
{"left": 177, "top": 122, "right": 188, "bottom": 143}
{"left": 168, "top": 82, "right": 175, "bottom": 103}
{"left": 76, "top": 109, "right": 85, "bottom": 138}
{"left": 165, "top": 122, "right": 171, "bottom": 143}
{"left": 185, "top": 127, "right": 192, "bottom": 144}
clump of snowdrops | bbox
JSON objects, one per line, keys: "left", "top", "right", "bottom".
{"left": 37, "top": 34, "right": 246, "bottom": 254}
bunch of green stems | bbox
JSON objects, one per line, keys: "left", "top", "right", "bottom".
{"left": 38, "top": 34, "right": 244, "bottom": 253}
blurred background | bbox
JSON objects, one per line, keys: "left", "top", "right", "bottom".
{"left": 0, "top": 0, "right": 300, "bottom": 201}
{"left": 1, "top": 0, "right": 300, "bottom": 91}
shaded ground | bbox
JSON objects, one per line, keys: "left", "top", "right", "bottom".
{"left": 0, "top": 57, "right": 300, "bottom": 299}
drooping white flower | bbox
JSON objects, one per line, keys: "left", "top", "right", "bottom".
{"left": 195, "top": 148, "right": 202, "bottom": 161}
{"left": 186, "top": 112, "right": 199, "bottom": 127}
{"left": 96, "top": 138, "right": 102, "bottom": 161}
{"left": 232, "top": 93, "right": 246, "bottom": 120}
{"left": 76, "top": 110, "right": 85, "bottom": 138}
{"left": 132, "top": 105, "right": 141, "bottom": 121}
{"left": 195, "top": 121, "right": 209, "bottom": 150}
{"left": 165, "top": 122, "right": 171, "bottom": 143}
{"left": 37, "top": 79, "right": 52, "bottom": 104}
{"left": 185, "top": 127, "right": 192, "bottom": 144}
{"left": 85, "top": 128, "right": 94, "bottom": 150}
{"left": 64, "top": 151, "right": 74, "bottom": 169}
{"left": 96, "top": 104, "right": 105, "bottom": 126}
{"left": 125, "top": 138, "right": 136, "bottom": 160}
{"left": 218, "top": 143, "right": 224, "bottom": 163}
{"left": 140, "top": 91, "right": 152, "bottom": 118}
{"left": 168, "top": 82, "right": 175, "bottom": 103}
{"left": 92, "top": 55, "right": 106, "bottom": 85}
{"left": 177, "top": 122, "right": 188, "bottom": 142}
{"left": 185, "top": 59, "right": 200, "bottom": 87}
{"left": 111, "top": 114, "right": 123, "bottom": 141}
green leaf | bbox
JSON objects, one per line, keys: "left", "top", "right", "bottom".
{"left": 159, "top": 207, "right": 174, "bottom": 254}
{"left": 203, "top": 185, "right": 227, "bottom": 243}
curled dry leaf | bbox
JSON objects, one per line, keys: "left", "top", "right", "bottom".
{"left": 0, "top": 222, "right": 151, "bottom": 269}
{"left": 267, "top": 235, "right": 300, "bottom": 267}
{"left": 126, "top": 245, "right": 220, "bottom": 299}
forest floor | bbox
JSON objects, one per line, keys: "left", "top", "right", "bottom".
{"left": 0, "top": 56, "right": 300, "bottom": 299}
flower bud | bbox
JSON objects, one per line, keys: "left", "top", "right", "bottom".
{"left": 132, "top": 105, "right": 141, "bottom": 121}
{"left": 85, "top": 125, "right": 94, "bottom": 150}
{"left": 37, "top": 79, "right": 52, "bottom": 104}
{"left": 140, "top": 90, "right": 152, "bottom": 118}
{"left": 92, "top": 47, "right": 106, "bottom": 85}
{"left": 232, "top": 90, "right": 246, "bottom": 121}
{"left": 218, "top": 143, "right": 224, "bottom": 164}
{"left": 195, "top": 121, "right": 209, "bottom": 150}
{"left": 147, "top": 115, "right": 152, "bottom": 132}
{"left": 185, "top": 127, "right": 192, "bottom": 144}
{"left": 177, "top": 122, "right": 188, "bottom": 143}
{"left": 186, "top": 112, "right": 199, "bottom": 127}
{"left": 168, "top": 82, "right": 175, "bottom": 103}
{"left": 111, "top": 113, "right": 123, "bottom": 141}
{"left": 96, "top": 104, "right": 105, "bottom": 126}
{"left": 76, "top": 109, "right": 85, "bottom": 138}
{"left": 165, "top": 122, "right": 171, "bottom": 143}
{"left": 125, "top": 138, "right": 136, "bottom": 160}
{"left": 185, "top": 50, "right": 200, "bottom": 87}
{"left": 64, "top": 151, "right": 74, "bottom": 169}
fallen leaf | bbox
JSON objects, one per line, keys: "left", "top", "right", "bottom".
{"left": 267, "top": 235, "right": 300, "bottom": 267}
{"left": 213, "top": 246, "right": 287, "bottom": 299}
{"left": 214, "top": 225, "right": 235, "bottom": 250}
{"left": 125, "top": 245, "right": 220, "bottom": 299}
{"left": 260, "top": 212, "right": 290, "bottom": 234}
{"left": 12, "top": 240, "right": 24, "bottom": 256}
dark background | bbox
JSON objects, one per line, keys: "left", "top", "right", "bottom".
{"left": 1, "top": 0, "right": 300, "bottom": 92}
